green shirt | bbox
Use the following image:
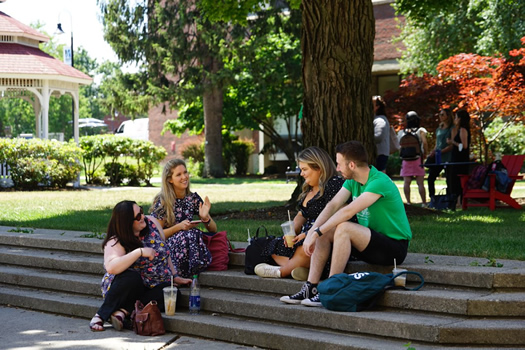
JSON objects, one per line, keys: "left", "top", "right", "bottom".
{"left": 342, "top": 166, "right": 412, "bottom": 241}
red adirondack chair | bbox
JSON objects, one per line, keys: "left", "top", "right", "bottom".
{"left": 459, "top": 155, "right": 525, "bottom": 210}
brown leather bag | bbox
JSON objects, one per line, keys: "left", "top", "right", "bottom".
{"left": 131, "top": 300, "right": 165, "bottom": 336}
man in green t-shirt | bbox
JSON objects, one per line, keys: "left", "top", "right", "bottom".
{"left": 281, "top": 141, "right": 411, "bottom": 307}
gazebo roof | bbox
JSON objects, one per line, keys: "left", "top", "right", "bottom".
{"left": 0, "top": 43, "right": 92, "bottom": 83}
{"left": 0, "top": 11, "right": 49, "bottom": 43}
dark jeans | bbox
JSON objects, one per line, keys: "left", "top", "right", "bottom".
{"left": 427, "top": 164, "right": 448, "bottom": 198}
{"left": 96, "top": 269, "right": 170, "bottom": 321}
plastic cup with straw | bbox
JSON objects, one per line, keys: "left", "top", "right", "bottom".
{"left": 164, "top": 275, "right": 177, "bottom": 315}
{"left": 282, "top": 210, "right": 295, "bottom": 247}
{"left": 392, "top": 258, "right": 407, "bottom": 287}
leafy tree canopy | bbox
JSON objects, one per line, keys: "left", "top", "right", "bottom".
{"left": 395, "top": 0, "right": 525, "bottom": 74}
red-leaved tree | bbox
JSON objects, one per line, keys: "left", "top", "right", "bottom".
{"left": 386, "top": 36, "right": 525, "bottom": 163}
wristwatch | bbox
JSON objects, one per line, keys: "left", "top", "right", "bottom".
{"left": 314, "top": 227, "right": 323, "bottom": 237}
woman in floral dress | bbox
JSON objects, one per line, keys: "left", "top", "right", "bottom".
{"left": 150, "top": 159, "right": 217, "bottom": 278}
{"left": 89, "top": 200, "right": 191, "bottom": 332}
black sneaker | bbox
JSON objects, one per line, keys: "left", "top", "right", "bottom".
{"left": 301, "top": 292, "right": 322, "bottom": 307}
{"left": 279, "top": 282, "right": 317, "bottom": 305}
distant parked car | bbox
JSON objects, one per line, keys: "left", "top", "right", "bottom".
{"left": 114, "top": 118, "right": 149, "bottom": 141}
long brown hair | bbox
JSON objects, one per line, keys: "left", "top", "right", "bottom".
{"left": 297, "top": 146, "right": 338, "bottom": 203}
{"left": 102, "top": 200, "right": 145, "bottom": 252}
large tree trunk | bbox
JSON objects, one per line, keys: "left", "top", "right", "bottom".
{"left": 203, "top": 57, "right": 225, "bottom": 177}
{"left": 300, "top": 0, "right": 376, "bottom": 162}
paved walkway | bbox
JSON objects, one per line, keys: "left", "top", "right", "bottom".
{"left": 1, "top": 306, "right": 252, "bottom": 350}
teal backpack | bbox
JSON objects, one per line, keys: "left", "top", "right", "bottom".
{"left": 318, "top": 271, "right": 424, "bottom": 312}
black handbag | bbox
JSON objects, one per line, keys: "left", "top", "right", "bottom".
{"left": 244, "top": 226, "right": 275, "bottom": 275}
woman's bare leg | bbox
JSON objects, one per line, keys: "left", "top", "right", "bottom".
{"left": 271, "top": 248, "right": 310, "bottom": 278}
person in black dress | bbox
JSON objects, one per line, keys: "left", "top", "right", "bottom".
{"left": 256, "top": 147, "right": 346, "bottom": 280}
{"left": 447, "top": 109, "right": 471, "bottom": 207}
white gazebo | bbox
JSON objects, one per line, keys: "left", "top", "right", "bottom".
{"left": 0, "top": 11, "right": 92, "bottom": 142}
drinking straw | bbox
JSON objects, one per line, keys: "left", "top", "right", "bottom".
{"left": 170, "top": 275, "right": 174, "bottom": 299}
{"left": 394, "top": 258, "right": 397, "bottom": 270}
{"left": 288, "top": 210, "right": 291, "bottom": 222}
{"left": 247, "top": 228, "right": 251, "bottom": 242}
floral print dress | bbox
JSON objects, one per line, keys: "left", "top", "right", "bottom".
{"left": 150, "top": 192, "right": 212, "bottom": 278}
{"left": 100, "top": 217, "right": 172, "bottom": 298}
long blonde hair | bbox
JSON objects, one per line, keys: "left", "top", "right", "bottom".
{"left": 297, "top": 147, "right": 338, "bottom": 203}
{"left": 151, "top": 159, "right": 191, "bottom": 227}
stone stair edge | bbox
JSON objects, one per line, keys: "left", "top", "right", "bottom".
{"left": 0, "top": 284, "right": 520, "bottom": 349}
{"left": 3, "top": 262, "right": 525, "bottom": 320}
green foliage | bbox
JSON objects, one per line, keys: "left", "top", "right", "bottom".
{"left": 181, "top": 143, "right": 205, "bottom": 163}
{"left": 185, "top": 157, "right": 205, "bottom": 178}
{"left": 469, "top": 258, "right": 504, "bottom": 268}
{"left": 395, "top": 0, "right": 525, "bottom": 74}
{"left": 78, "top": 135, "right": 167, "bottom": 186}
{"left": 485, "top": 118, "right": 525, "bottom": 155}
{"left": 231, "top": 139, "right": 256, "bottom": 176}
{"left": 0, "top": 138, "right": 82, "bottom": 189}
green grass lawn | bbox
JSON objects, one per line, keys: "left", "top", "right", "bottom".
{"left": 1, "top": 178, "right": 524, "bottom": 260}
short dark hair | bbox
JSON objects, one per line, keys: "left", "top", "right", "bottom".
{"left": 373, "top": 95, "right": 386, "bottom": 116}
{"left": 335, "top": 141, "right": 368, "bottom": 167}
{"left": 406, "top": 111, "right": 420, "bottom": 129}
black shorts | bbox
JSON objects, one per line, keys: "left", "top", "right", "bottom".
{"left": 350, "top": 228, "right": 409, "bottom": 265}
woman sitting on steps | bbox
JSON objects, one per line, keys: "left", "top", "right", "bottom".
{"left": 255, "top": 147, "right": 348, "bottom": 280}
{"left": 89, "top": 200, "right": 191, "bottom": 332}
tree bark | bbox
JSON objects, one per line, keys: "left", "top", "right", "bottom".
{"left": 203, "top": 56, "right": 225, "bottom": 178}
{"left": 300, "top": 0, "right": 376, "bottom": 162}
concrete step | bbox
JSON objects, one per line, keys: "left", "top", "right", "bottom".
{"left": 0, "top": 227, "right": 102, "bottom": 254}
{"left": 2, "top": 227, "right": 525, "bottom": 348}
{"left": 0, "top": 265, "right": 101, "bottom": 296}
{"left": 0, "top": 245, "right": 103, "bottom": 274}
{"left": 4, "top": 257, "right": 525, "bottom": 319}
{"left": 1, "top": 283, "right": 522, "bottom": 349}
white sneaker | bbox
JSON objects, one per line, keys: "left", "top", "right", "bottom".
{"left": 301, "top": 293, "right": 322, "bottom": 307}
{"left": 254, "top": 263, "right": 281, "bottom": 278}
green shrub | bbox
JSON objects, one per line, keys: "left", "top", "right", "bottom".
{"left": 186, "top": 157, "right": 204, "bottom": 178}
{"left": 9, "top": 157, "right": 48, "bottom": 189}
{"left": 386, "top": 152, "right": 402, "bottom": 177}
{"left": 80, "top": 135, "right": 167, "bottom": 186}
{"left": 181, "top": 143, "right": 205, "bottom": 163}
{"left": 0, "top": 138, "right": 82, "bottom": 190}
{"left": 231, "top": 139, "right": 255, "bottom": 175}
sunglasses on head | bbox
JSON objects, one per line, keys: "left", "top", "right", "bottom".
{"left": 134, "top": 206, "right": 144, "bottom": 221}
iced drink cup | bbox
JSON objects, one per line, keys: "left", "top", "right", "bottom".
{"left": 281, "top": 221, "right": 295, "bottom": 247}
{"left": 392, "top": 268, "right": 407, "bottom": 287}
{"left": 163, "top": 286, "right": 177, "bottom": 316}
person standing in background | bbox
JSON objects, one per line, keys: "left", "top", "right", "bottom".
{"left": 373, "top": 96, "right": 390, "bottom": 173}
{"left": 427, "top": 108, "right": 454, "bottom": 200}
{"left": 447, "top": 110, "right": 471, "bottom": 208}
{"left": 398, "top": 111, "right": 428, "bottom": 206}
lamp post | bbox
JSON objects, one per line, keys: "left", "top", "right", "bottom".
{"left": 56, "top": 11, "right": 74, "bottom": 140}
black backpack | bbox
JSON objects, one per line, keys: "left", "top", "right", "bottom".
{"left": 399, "top": 129, "right": 421, "bottom": 160}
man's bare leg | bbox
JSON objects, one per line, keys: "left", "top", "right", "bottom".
{"left": 329, "top": 222, "right": 372, "bottom": 276}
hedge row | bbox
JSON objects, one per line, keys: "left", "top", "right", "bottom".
{"left": 79, "top": 135, "right": 167, "bottom": 186}
{"left": 0, "top": 138, "right": 82, "bottom": 189}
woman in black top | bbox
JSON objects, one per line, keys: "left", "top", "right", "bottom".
{"left": 257, "top": 147, "right": 345, "bottom": 280}
{"left": 447, "top": 109, "right": 471, "bottom": 207}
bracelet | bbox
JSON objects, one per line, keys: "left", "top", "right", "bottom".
{"left": 202, "top": 217, "right": 211, "bottom": 225}
{"left": 140, "top": 248, "right": 143, "bottom": 257}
